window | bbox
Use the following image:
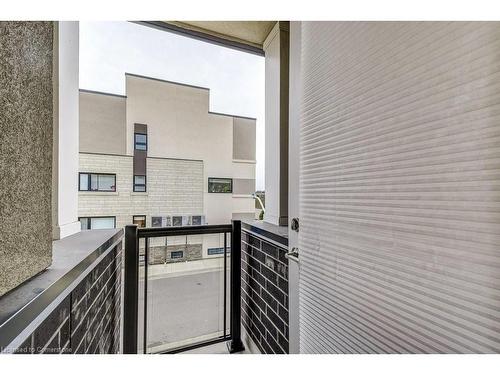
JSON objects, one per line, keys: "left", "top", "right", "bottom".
{"left": 133, "top": 215, "right": 146, "bottom": 228}
{"left": 79, "top": 173, "right": 116, "bottom": 192}
{"left": 208, "top": 247, "right": 228, "bottom": 255}
{"left": 134, "top": 133, "right": 147, "bottom": 151}
{"left": 154, "top": 216, "right": 204, "bottom": 227}
{"left": 172, "top": 216, "right": 182, "bottom": 227}
{"left": 134, "top": 175, "right": 146, "bottom": 192}
{"left": 171, "top": 251, "right": 183, "bottom": 259}
{"left": 152, "top": 216, "right": 162, "bottom": 227}
{"left": 79, "top": 217, "right": 116, "bottom": 230}
{"left": 152, "top": 216, "right": 172, "bottom": 227}
{"left": 208, "top": 177, "right": 232, "bottom": 193}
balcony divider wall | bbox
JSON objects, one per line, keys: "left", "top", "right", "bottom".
{"left": 0, "top": 230, "right": 123, "bottom": 354}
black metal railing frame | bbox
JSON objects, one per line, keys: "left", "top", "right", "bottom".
{"left": 123, "top": 220, "right": 244, "bottom": 354}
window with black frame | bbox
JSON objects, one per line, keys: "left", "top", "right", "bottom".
{"left": 208, "top": 247, "right": 228, "bottom": 255}
{"left": 170, "top": 250, "right": 183, "bottom": 259}
{"left": 79, "top": 216, "right": 116, "bottom": 230}
{"left": 134, "top": 133, "right": 147, "bottom": 151}
{"left": 134, "top": 175, "right": 146, "bottom": 192}
{"left": 208, "top": 177, "right": 232, "bottom": 193}
{"left": 133, "top": 215, "right": 146, "bottom": 228}
{"left": 79, "top": 173, "right": 116, "bottom": 192}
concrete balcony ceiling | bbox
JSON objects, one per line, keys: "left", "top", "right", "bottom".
{"left": 142, "top": 21, "right": 277, "bottom": 55}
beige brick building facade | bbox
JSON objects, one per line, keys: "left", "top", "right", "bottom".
{"left": 78, "top": 153, "right": 204, "bottom": 229}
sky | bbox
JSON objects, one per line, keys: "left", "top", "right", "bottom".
{"left": 79, "top": 21, "right": 265, "bottom": 190}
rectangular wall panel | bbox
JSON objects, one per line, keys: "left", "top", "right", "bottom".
{"left": 299, "top": 22, "right": 500, "bottom": 353}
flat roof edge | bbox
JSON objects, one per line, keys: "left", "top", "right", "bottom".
{"left": 79, "top": 89, "right": 127, "bottom": 98}
{"left": 125, "top": 72, "right": 210, "bottom": 91}
{"left": 208, "top": 111, "right": 257, "bottom": 121}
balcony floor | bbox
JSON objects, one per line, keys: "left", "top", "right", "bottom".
{"left": 180, "top": 341, "right": 245, "bottom": 354}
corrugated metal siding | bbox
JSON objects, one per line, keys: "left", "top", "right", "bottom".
{"left": 299, "top": 21, "right": 500, "bottom": 353}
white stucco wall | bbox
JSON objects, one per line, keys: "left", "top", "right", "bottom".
{"left": 263, "top": 23, "right": 282, "bottom": 225}
{"left": 125, "top": 74, "right": 254, "bottom": 225}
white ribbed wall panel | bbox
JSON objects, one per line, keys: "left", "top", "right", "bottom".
{"left": 299, "top": 22, "right": 500, "bottom": 353}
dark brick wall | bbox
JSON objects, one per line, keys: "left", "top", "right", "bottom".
{"left": 241, "top": 230, "right": 289, "bottom": 354}
{"left": 13, "top": 243, "right": 122, "bottom": 354}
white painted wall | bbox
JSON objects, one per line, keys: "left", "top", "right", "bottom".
{"left": 232, "top": 161, "right": 255, "bottom": 180}
{"left": 263, "top": 23, "right": 281, "bottom": 225}
{"left": 125, "top": 74, "right": 254, "bottom": 225}
{"left": 52, "top": 21, "right": 81, "bottom": 239}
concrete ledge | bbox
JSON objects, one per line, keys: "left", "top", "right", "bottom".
{"left": 241, "top": 219, "right": 288, "bottom": 247}
{"left": 78, "top": 191, "right": 119, "bottom": 196}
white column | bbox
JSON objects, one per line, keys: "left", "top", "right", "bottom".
{"left": 52, "top": 21, "right": 81, "bottom": 239}
{"left": 287, "top": 21, "right": 302, "bottom": 354}
{"left": 263, "top": 22, "right": 289, "bottom": 226}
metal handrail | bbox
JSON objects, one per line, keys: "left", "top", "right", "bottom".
{"left": 137, "top": 224, "right": 232, "bottom": 238}
{"left": 123, "top": 220, "right": 244, "bottom": 354}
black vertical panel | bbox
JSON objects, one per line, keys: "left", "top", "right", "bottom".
{"left": 123, "top": 225, "right": 139, "bottom": 354}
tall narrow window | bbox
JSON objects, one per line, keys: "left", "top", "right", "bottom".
{"left": 79, "top": 173, "right": 116, "bottom": 192}
{"left": 134, "top": 175, "right": 146, "bottom": 192}
{"left": 134, "top": 133, "right": 147, "bottom": 151}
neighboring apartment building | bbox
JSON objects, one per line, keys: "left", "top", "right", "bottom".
{"left": 78, "top": 73, "right": 256, "bottom": 262}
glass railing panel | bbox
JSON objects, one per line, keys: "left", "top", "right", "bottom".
{"left": 141, "top": 233, "right": 230, "bottom": 353}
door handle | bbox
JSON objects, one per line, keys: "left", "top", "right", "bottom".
{"left": 285, "top": 247, "right": 299, "bottom": 263}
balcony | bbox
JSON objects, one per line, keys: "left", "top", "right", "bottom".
{"left": 4, "top": 19, "right": 500, "bottom": 360}
{"left": 0, "top": 220, "right": 289, "bottom": 354}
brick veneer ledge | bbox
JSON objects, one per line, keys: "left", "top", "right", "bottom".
{"left": 0, "top": 230, "right": 123, "bottom": 354}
